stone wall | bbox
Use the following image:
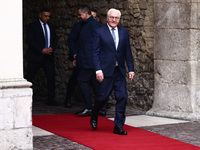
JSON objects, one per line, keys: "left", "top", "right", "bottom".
{"left": 0, "top": 79, "right": 33, "bottom": 149}
{"left": 147, "top": 0, "right": 200, "bottom": 120}
{"left": 23, "top": 0, "right": 154, "bottom": 111}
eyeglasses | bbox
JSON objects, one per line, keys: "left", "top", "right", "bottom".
{"left": 108, "top": 16, "right": 120, "bottom": 20}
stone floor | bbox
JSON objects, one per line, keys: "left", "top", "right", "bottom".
{"left": 32, "top": 97, "right": 200, "bottom": 150}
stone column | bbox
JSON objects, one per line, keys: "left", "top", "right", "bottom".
{"left": 147, "top": 0, "right": 200, "bottom": 120}
{"left": 0, "top": 0, "right": 33, "bottom": 149}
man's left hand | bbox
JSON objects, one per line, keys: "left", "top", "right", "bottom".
{"left": 129, "top": 72, "right": 135, "bottom": 81}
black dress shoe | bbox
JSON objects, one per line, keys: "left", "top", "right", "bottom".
{"left": 90, "top": 118, "right": 98, "bottom": 130}
{"left": 76, "top": 109, "right": 92, "bottom": 115}
{"left": 99, "top": 110, "right": 106, "bottom": 117}
{"left": 113, "top": 126, "right": 127, "bottom": 135}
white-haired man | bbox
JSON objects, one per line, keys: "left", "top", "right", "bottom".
{"left": 90, "top": 8, "right": 135, "bottom": 135}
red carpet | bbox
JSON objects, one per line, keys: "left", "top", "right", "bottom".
{"left": 32, "top": 114, "right": 200, "bottom": 150}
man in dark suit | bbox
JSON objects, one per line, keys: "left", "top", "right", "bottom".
{"left": 65, "top": 8, "right": 98, "bottom": 108}
{"left": 75, "top": 5, "right": 102, "bottom": 115}
{"left": 65, "top": 21, "right": 82, "bottom": 108}
{"left": 25, "top": 7, "right": 58, "bottom": 106}
{"left": 90, "top": 8, "right": 135, "bottom": 135}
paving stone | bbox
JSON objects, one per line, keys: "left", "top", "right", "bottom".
{"left": 140, "top": 121, "right": 200, "bottom": 147}
{"left": 33, "top": 135, "right": 92, "bottom": 150}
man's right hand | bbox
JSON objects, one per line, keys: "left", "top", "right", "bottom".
{"left": 73, "top": 60, "right": 76, "bottom": 67}
{"left": 42, "top": 48, "right": 52, "bottom": 55}
{"left": 96, "top": 72, "right": 104, "bottom": 83}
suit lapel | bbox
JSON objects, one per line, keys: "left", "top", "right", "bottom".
{"left": 37, "top": 21, "right": 45, "bottom": 42}
{"left": 104, "top": 25, "right": 116, "bottom": 50}
{"left": 117, "top": 26, "right": 123, "bottom": 51}
{"left": 38, "top": 21, "right": 53, "bottom": 45}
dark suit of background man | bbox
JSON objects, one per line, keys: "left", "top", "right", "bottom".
{"left": 75, "top": 5, "right": 102, "bottom": 115}
{"left": 65, "top": 21, "right": 82, "bottom": 108}
{"left": 25, "top": 7, "right": 58, "bottom": 106}
{"left": 90, "top": 8, "right": 135, "bottom": 135}
{"left": 65, "top": 9, "right": 97, "bottom": 108}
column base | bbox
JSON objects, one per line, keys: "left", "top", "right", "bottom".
{"left": 0, "top": 78, "right": 33, "bottom": 150}
{"left": 147, "top": 108, "right": 200, "bottom": 121}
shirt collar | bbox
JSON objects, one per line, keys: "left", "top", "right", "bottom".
{"left": 83, "top": 15, "right": 93, "bottom": 24}
{"left": 107, "top": 23, "right": 117, "bottom": 30}
{"left": 39, "top": 19, "right": 48, "bottom": 25}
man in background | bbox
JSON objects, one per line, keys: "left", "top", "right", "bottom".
{"left": 65, "top": 8, "right": 98, "bottom": 108}
{"left": 75, "top": 5, "right": 102, "bottom": 115}
{"left": 25, "top": 7, "right": 58, "bottom": 106}
{"left": 91, "top": 9, "right": 97, "bottom": 20}
{"left": 65, "top": 18, "right": 82, "bottom": 108}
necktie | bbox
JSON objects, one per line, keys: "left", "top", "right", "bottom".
{"left": 111, "top": 28, "right": 117, "bottom": 49}
{"left": 43, "top": 23, "right": 48, "bottom": 48}
{"left": 112, "top": 28, "right": 118, "bottom": 66}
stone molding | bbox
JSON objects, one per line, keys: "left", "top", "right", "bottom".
{"left": 147, "top": 109, "right": 200, "bottom": 121}
{"left": 0, "top": 78, "right": 32, "bottom": 89}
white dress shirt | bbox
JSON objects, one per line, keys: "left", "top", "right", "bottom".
{"left": 107, "top": 23, "right": 119, "bottom": 49}
{"left": 39, "top": 19, "right": 50, "bottom": 48}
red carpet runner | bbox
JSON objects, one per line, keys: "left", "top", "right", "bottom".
{"left": 32, "top": 114, "right": 200, "bottom": 150}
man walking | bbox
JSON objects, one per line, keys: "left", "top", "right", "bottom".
{"left": 76, "top": 5, "right": 102, "bottom": 115}
{"left": 90, "top": 8, "right": 135, "bottom": 135}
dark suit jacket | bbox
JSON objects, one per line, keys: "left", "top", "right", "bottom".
{"left": 76, "top": 16, "right": 102, "bottom": 69}
{"left": 25, "top": 20, "right": 57, "bottom": 62}
{"left": 92, "top": 24, "right": 134, "bottom": 77}
{"left": 67, "top": 22, "right": 82, "bottom": 61}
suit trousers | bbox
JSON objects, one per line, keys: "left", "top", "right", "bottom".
{"left": 65, "top": 67, "right": 79, "bottom": 101}
{"left": 92, "top": 67, "right": 128, "bottom": 128}
{"left": 25, "top": 58, "right": 55, "bottom": 101}
{"left": 77, "top": 68, "right": 96, "bottom": 109}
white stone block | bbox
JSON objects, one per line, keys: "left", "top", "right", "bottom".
{"left": 14, "top": 96, "right": 32, "bottom": 128}
{"left": 190, "top": 3, "right": 200, "bottom": 29}
{"left": 0, "top": 79, "right": 33, "bottom": 149}
{"left": 154, "top": 83, "right": 194, "bottom": 112}
{"left": 154, "top": 2, "right": 190, "bottom": 28}
{"left": 0, "top": 98, "right": 14, "bottom": 129}
{"left": 155, "top": 60, "right": 190, "bottom": 84}
{"left": 0, "top": 90, "right": 2, "bottom": 97}
{"left": 0, "top": 128, "right": 33, "bottom": 150}
{"left": 155, "top": 60, "right": 200, "bottom": 84}
{"left": 194, "top": 90, "right": 200, "bottom": 113}
{"left": 2, "top": 88, "right": 32, "bottom": 98}
{"left": 190, "top": 29, "right": 200, "bottom": 61}
{"left": 154, "top": 29, "right": 191, "bottom": 61}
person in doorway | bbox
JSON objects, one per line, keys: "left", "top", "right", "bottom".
{"left": 90, "top": 8, "right": 135, "bottom": 135}
{"left": 25, "top": 7, "right": 58, "bottom": 106}
{"left": 65, "top": 8, "right": 97, "bottom": 108}
{"left": 75, "top": 5, "right": 102, "bottom": 115}
{"left": 64, "top": 20, "right": 82, "bottom": 108}
{"left": 64, "top": 8, "right": 98, "bottom": 108}
{"left": 91, "top": 9, "right": 97, "bottom": 20}
{"left": 65, "top": 7, "right": 106, "bottom": 116}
